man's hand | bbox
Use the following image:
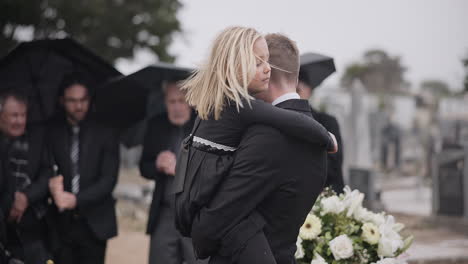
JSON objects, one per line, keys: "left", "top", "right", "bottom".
{"left": 49, "top": 175, "right": 77, "bottom": 211}
{"left": 49, "top": 175, "right": 64, "bottom": 196}
{"left": 328, "top": 132, "right": 338, "bottom": 154}
{"left": 54, "top": 191, "right": 77, "bottom": 211}
{"left": 8, "top": 192, "right": 29, "bottom": 223}
{"left": 155, "top": 150, "right": 177, "bottom": 176}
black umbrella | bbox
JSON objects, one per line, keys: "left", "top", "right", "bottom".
{"left": 94, "top": 62, "right": 193, "bottom": 146}
{"left": 299, "top": 52, "right": 336, "bottom": 89}
{"left": 0, "top": 38, "right": 122, "bottom": 124}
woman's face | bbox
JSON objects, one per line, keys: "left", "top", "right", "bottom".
{"left": 248, "top": 37, "right": 271, "bottom": 95}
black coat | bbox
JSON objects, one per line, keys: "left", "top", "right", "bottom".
{"left": 1, "top": 126, "right": 51, "bottom": 242}
{"left": 0, "top": 137, "right": 13, "bottom": 244}
{"left": 22, "top": 126, "right": 52, "bottom": 215}
{"left": 310, "top": 107, "right": 345, "bottom": 194}
{"left": 139, "top": 113, "right": 194, "bottom": 234}
{"left": 47, "top": 120, "right": 119, "bottom": 240}
{"left": 191, "top": 99, "right": 330, "bottom": 264}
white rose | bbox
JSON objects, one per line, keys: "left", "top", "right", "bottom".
{"left": 329, "top": 234, "right": 354, "bottom": 260}
{"left": 372, "top": 256, "right": 408, "bottom": 264}
{"left": 372, "top": 258, "right": 397, "bottom": 264}
{"left": 311, "top": 252, "right": 327, "bottom": 264}
{"left": 295, "top": 237, "right": 305, "bottom": 259}
{"left": 353, "top": 206, "right": 374, "bottom": 222}
{"left": 299, "top": 214, "right": 322, "bottom": 240}
{"left": 361, "top": 222, "right": 381, "bottom": 245}
{"left": 320, "top": 196, "right": 345, "bottom": 215}
{"left": 378, "top": 216, "right": 404, "bottom": 257}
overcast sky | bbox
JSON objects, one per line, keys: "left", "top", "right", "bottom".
{"left": 117, "top": 0, "right": 468, "bottom": 91}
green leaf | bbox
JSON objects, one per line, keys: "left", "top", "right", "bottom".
{"left": 398, "top": 235, "right": 414, "bottom": 254}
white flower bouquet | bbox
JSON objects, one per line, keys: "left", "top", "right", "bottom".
{"left": 296, "top": 187, "right": 413, "bottom": 264}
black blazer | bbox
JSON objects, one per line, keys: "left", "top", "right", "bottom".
{"left": 47, "top": 120, "right": 119, "bottom": 240}
{"left": 23, "top": 126, "right": 52, "bottom": 213}
{"left": 0, "top": 138, "right": 13, "bottom": 244}
{"left": 0, "top": 127, "right": 51, "bottom": 219}
{"left": 310, "top": 107, "right": 345, "bottom": 194}
{"left": 139, "top": 113, "right": 194, "bottom": 234}
{"left": 191, "top": 99, "right": 329, "bottom": 264}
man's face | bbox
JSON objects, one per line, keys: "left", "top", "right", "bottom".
{"left": 297, "top": 81, "right": 313, "bottom": 100}
{"left": 165, "top": 83, "right": 191, "bottom": 126}
{"left": 0, "top": 97, "right": 27, "bottom": 138}
{"left": 61, "top": 84, "right": 90, "bottom": 124}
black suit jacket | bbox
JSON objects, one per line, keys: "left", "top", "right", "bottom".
{"left": 0, "top": 127, "right": 51, "bottom": 219}
{"left": 47, "top": 120, "right": 119, "bottom": 240}
{"left": 191, "top": 99, "right": 329, "bottom": 264}
{"left": 139, "top": 113, "right": 194, "bottom": 234}
{"left": 310, "top": 107, "right": 345, "bottom": 194}
{"left": 0, "top": 137, "right": 13, "bottom": 244}
{"left": 23, "top": 126, "right": 52, "bottom": 214}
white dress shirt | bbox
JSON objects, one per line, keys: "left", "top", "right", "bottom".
{"left": 272, "top": 92, "right": 301, "bottom": 106}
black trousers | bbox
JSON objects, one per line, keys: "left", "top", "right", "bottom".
{"left": 55, "top": 215, "right": 106, "bottom": 264}
{"left": 208, "top": 232, "right": 276, "bottom": 264}
{"left": 6, "top": 209, "right": 51, "bottom": 264}
{"left": 149, "top": 206, "right": 204, "bottom": 264}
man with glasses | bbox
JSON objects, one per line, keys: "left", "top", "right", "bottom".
{"left": 48, "top": 72, "right": 119, "bottom": 264}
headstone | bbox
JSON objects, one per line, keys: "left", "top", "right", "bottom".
{"left": 349, "top": 167, "right": 383, "bottom": 211}
{"left": 347, "top": 81, "right": 373, "bottom": 168}
{"left": 368, "top": 110, "right": 388, "bottom": 166}
{"left": 432, "top": 146, "right": 468, "bottom": 218}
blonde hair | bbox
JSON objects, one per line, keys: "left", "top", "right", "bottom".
{"left": 180, "top": 26, "right": 262, "bottom": 120}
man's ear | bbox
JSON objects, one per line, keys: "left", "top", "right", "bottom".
{"left": 59, "top": 96, "right": 64, "bottom": 106}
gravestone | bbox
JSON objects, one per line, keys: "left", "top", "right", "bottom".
{"left": 349, "top": 167, "right": 383, "bottom": 211}
{"left": 368, "top": 110, "right": 388, "bottom": 166}
{"left": 432, "top": 146, "right": 468, "bottom": 218}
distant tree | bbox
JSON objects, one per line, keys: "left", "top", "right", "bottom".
{"left": 340, "top": 63, "right": 367, "bottom": 88}
{"left": 420, "top": 80, "right": 450, "bottom": 98}
{"left": 0, "top": 0, "right": 182, "bottom": 63}
{"left": 341, "top": 49, "right": 408, "bottom": 93}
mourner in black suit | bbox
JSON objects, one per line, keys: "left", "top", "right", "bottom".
{"left": 191, "top": 34, "right": 337, "bottom": 264}
{"left": 0, "top": 91, "right": 52, "bottom": 263}
{"left": 139, "top": 81, "right": 202, "bottom": 264}
{"left": 0, "top": 129, "right": 11, "bottom": 263}
{"left": 297, "top": 80, "right": 345, "bottom": 194}
{"left": 48, "top": 73, "right": 119, "bottom": 264}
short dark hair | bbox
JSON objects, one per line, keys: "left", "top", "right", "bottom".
{"left": 58, "top": 72, "right": 92, "bottom": 97}
{"left": 0, "top": 89, "right": 28, "bottom": 113}
{"left": 264, "top": 33, "right": 300, "bottom": 84}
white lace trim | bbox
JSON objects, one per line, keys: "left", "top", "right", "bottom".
{"left": 193, "top": 136, "right": 237, "bottom": 152}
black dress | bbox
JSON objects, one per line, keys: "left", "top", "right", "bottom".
{"left": 174, "top": 99, "right": 332, "bottom": 239}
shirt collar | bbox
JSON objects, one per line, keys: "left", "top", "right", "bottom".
{"left": 272, "top": 92, "right": 301, "bottom": 106}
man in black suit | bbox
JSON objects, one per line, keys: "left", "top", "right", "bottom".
{"left": 48, "top": 73, "right": 119, "bottom": 264}
{"left": 0, "top": 145, "right": 10, "bottom": 261}
{"left": 191, "top": 33, "right": 337, "bottom": 264}
{"left": 0, "top": 91, "right": 52, "bottom": 263}
{"left": 297, "top": 81, "right": 345, "bottom": 194}
{"left": 0, "top": 95, "right": 14, "bottom": 255}
{"left": 139, "top": 81, "right": 201, "bottom": 264}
